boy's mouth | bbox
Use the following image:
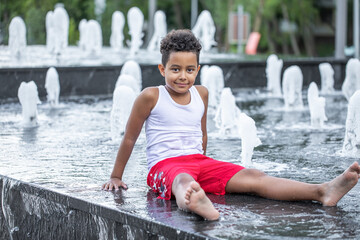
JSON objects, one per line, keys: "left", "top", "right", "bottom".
{"left": 175, "top": 82, "right": 188, "bottom": 87}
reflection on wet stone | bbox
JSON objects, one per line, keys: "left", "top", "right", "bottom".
{"left": 0, "top": 90, "right": 359, "bottom": 239}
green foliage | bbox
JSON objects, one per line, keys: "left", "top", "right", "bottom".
{"left": 0, "top": 0, "right": 338, "bottom": 57}
{"left": 68, "top": 18, "right": 79, "bottom": 45}
{"left": 157, "top": 1, "right": 178, "bottom": 30}
{"left": 0, "top": 0, "right": 97, "bottom": 45}
{"left": 25, "top": 6, "right": 46, "bottom": 44}
{"left": 101, "top": 6, "right": 112, "bottom": 46}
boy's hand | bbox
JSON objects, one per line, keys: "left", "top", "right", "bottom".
{"left": 102, "top": 178, "right": 128, "bottom": 190}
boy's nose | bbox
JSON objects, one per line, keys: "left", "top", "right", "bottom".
{"left": 179, "top": 70, "right": 186, "bottom": 79}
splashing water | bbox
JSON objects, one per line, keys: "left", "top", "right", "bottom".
{"left": 214, "top": 88, "right": 241, "bottom": 135}
{"left": 80, "top": 20, "right": 102, "bottom": 56}
{"left": 8, "top": 16, "right": 27, "bottom": 60}
{"left": 238, "top": 112, "right": 262, "bottom": 166}
{"left": 52, "top": 5, "right": 69, "bottom": 55}
{"left": 120, "top": 60, "right": 142, "bottom": 94}
{"left": 342, "top": 90, "right": 360, "bottom": 157}
{"left": 110, "top": 11, "right": 125, "bottom": 52}
{"left": 342, "top": 58, "right": 360, "bottom": 101}
{"left": 202, "top": 65, "right": 224, "bottom": 109}
{"left": 307, "top": 82, "right": 327, "bottom": 128}
{"left": 282, "top": 65, "right": 304, "bottom": 110}
{"left": 147, "top": 10, "right": 167, "bottom": 52}
{"left": 127, "top": 7, "right": 144, "bottom": 57}
{"left": 17, "top": 81, "right": 41, "bottom": 127}
{"left": 1, "top": 89, "right": 360, "bottom": 239}
{"left": 115, "top": 74, "right": 140, "bottom": 96}
{"left": 45, "top": 67, "right": 60, "bottom": 107}
{"left": 266, "top": 54, "right": 283, "bottom": 97}
{"left": 110, "top": 85, "right": 136, "bottom": 142}
{"left": 192, "top": 10, "right": 217, "bottom": 52}
{"left": 319, "top": 62, "right": 335, "bottom": 95}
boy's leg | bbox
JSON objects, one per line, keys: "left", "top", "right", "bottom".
{"left": 225, "top": 162, "right": 360, "bottom": 206}
{"left": 172, "top": 173, "right": 220, "bottom": 220}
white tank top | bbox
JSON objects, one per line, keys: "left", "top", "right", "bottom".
{"left": 145, "top": 85, "right": 204, "bottom": 170}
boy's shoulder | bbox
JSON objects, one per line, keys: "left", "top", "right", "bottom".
{"left": 140, "top": 86, "right": 159, "bottom": 98}
{"left": 138, "top": 86, "right": 159, "bottom": 106}
{"left": 131, "top": 87, "right": 159, "bottom": 112}
{"left": 142, "top": 86, "right": 159, "bottom": 94}
{"left": 194, "top": 85, "right": 207, "bottom": 91}
{"left": 194, "top": 85, "right": 208, "bottom": 97}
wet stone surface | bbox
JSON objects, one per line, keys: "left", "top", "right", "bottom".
{"left": 0, "top": 91, "right": 359, "bottom": 239}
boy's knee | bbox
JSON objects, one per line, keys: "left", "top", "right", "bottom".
{"left": 173, "top": 173, "right": 195, "bottom": 186}
{"left": 244, "top": 168, "right": 267, "bottom": 179}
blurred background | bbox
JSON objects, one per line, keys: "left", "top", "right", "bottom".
{"left": 0, "top": 0, "right": 359, "bottom": 58}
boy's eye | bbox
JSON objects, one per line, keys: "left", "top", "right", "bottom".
{"left": 171, "top": 68, "right": 179, "bottom": 72}
{"left": 187, "top": 68, "right": 195, "bottom": 73}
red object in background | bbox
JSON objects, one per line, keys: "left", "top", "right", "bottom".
{"left": 245, "top": 32, "right": 261, "bottom": 55}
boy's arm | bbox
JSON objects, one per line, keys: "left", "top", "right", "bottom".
{"left": 102, "top": 87, "right": 158, "bottom": 190}
{"left": 195, "top": 85, "right": 209, "bottom": 155}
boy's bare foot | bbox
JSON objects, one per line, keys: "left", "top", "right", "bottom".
{"left": 321, "top": 161, "right": 360, "bottom": 206}
{"left": 184, "top": 181, "right": 220, "bottom": 220}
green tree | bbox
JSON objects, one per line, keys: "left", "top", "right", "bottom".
{"left": 0, "top": 0, "right": 325, "bottom": 56}
{"left": 25, "top": 6, "right": 46, "bottom": 44}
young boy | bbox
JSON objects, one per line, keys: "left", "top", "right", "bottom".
{"left": 103, "top": 29, "right": 360, "bottom": 221}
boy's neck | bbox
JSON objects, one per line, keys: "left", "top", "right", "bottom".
{"left": 164, "top": 85, "right": 191, "bottom": 105}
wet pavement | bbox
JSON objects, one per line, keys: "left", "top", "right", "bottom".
{"left": 1, "top": 92, "right": 359, "bottom": 239}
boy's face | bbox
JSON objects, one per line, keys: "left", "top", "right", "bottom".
{"left": 158, "top": 51, "right": 200, "bottom": 95}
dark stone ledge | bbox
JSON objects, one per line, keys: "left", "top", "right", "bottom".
{"left": 0, "top": 58, "right": 347, "bottom": 99}
{"left": 0, "top": 175, "right": 212, "bottom": 240}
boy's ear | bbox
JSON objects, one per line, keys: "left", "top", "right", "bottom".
{"left": 158, "top": 64, "right": 165, "bottom": 77}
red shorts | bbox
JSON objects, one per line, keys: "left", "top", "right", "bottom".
{"left": 147, "top": 154, "right": 245, "bottom": 200}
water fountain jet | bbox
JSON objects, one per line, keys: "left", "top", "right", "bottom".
{"left": 115, "top": 74, "right": 140, "bottom": 95}
{"left": 201, "top": 65, "right": 224, "bottom": 109}
{"left": 80, "top": 20, "right": 102, "bottom": 56}
{"left": 307, "top": 82, "right": 327, "bottom": 128}
{"left": 147, "top": 10, "right": 167, "bottom": 52}
{"left": 318, "top": 63, "right": 335, "bottom": 95}
{"left": 214, "top": 88, "right": 241, "bottom": 135}
{"left": 17, "top": 81, "right": 41, "bottom": 127}
{"left": 52, "top": 4, "right": 69, "bottom": 55}
{"left": 8, "top": 16, "right": 26, "bottom": 60}
{"left": 214, "top": 88, "right": 261, "bottom": 165}
{"left": 120, "top": 60, "right": 142, "bottom": 94}
{"left": 78, "top": 19, "right": 88, "bottom": 51}
{"left": 342, "top": 90, "right": 360, "bottom": 157}
{"left": 110, "top": 11, "right": 125, "bottom": 52}
{"left": 110, "top": 86, "right": 136, "bottom": 142}
{"left": 238, "top": 113, "right": 262, "bottom": 166}
{"left": 45, "top": 11, "right": 55, "bottom": 54}
{"left": 266, "top": 54, "right": 283, "bottom": 97}
{"left": 45, "top": 67, "right": 60, "bottom": 107}
{"left": 127, "top": 7, "right": 144, "bottom": 57}
{"left": 342, "top": 58, "right": 360, "bottom": 101}
{"left": 282, "top": 66, "right": 304, "bottom": 110}
{"left": 192, "top": 10, "right": 217, "bottom": 52}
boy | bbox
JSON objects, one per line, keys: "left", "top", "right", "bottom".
{"left": 103, "top": 29, "right": 360, "bottom": 221}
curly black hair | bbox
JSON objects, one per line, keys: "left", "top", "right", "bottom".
{"left": 160, "top": 29, "right": 202, "bottom": 66}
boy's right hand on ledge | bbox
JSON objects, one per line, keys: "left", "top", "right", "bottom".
{"left": 102, "top": 178, "right": 128, "bottom": 191}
